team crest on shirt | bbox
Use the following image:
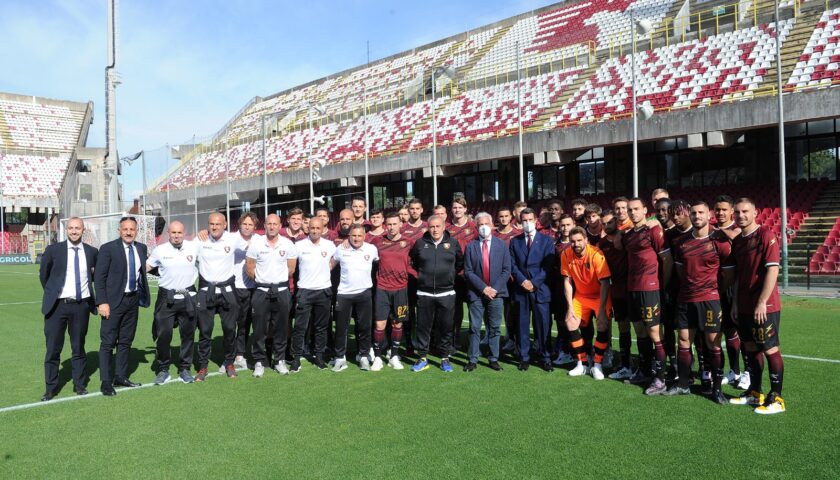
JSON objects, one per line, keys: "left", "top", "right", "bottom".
{"left": 364, "top": 254, "right": 370, "bottom": 261}
{"left": 186, "top": 255, "right": 193, "bottom": 262}
{"left": 705, "top": 243, "right": 714, "bottom": 252}
{"left": 769, "top": 238, "right": 776, "bottom": 246}
{"left": 464, "top": 228, "right": 471, "bottom": 235}
{"left": 321, "top": 251, "right": 327, "bottom": 257}
{"left": 224, "top": 246, "right": 231, "bottom": 253}
{"left": 279, "top": 250, "right": 286, "bottom": 257}
{"left": 399, "top": 241, "right": 406, "bottom": 248}
{"left": 444, "top": 243, "right": 450, "bottom": 249}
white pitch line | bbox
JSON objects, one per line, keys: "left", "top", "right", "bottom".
{"left": 0, "top": 367, "right": 247, "bottom": 414}
{"left": 0, "top": 301, "right": 40, "bottom": 306}
{"left": 608, "top": 337, "right": 840, "bottom": 363}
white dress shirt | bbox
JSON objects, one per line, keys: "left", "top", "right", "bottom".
{"left": 60, "top": 241, "right": 91, "bottom": 300}
{"left": 295, "top": 237, "right": 336, "bottom": 290}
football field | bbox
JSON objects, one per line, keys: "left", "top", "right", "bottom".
{"left": 0, "top": 264, "right": 838, "bottom": 479}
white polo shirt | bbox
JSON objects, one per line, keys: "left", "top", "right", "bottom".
{"left": 197, "top": 231, "right": 248, "bottom": 284}
{"left": 148, "top": 240, "right": 199, "bottom": 290}
{"left": 246, "top": 235, "right": 298, "bottom": 290}
{"left": 233, "top": 231, "right": 258, "bottom": 289}
{"left": 333, "top": 242, "right": 378, "bottom": 295}
{"left": 295, "top": 237, "right": 336, "bottom": 290}
{"left": 60, "top": 241, "right": 91, "bottom": 300}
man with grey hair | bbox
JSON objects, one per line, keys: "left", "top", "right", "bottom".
{"left": 463, "top": 212, "right": 511, "bottom": 371}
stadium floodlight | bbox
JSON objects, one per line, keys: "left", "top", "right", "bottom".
{"left": 304, "top": 102, "right": 326, "bottom": 214}
{"left": 774, "top": 0, "right": 789, "bottom": 287}
{"left": 630, "top": 9, "right": 654, "bottom": 197}
{"left": 638, "top": 101, "right": 654, "bottom": 121}
{"left": 403, "top": 70, "right": 425, "bottom": 102}
{"left": 313, "top": 195, "right": 326, "bottom": 206}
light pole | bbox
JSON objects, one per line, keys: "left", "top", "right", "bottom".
{"left": 431, "top": 68, "right": 439, "bottom": 206}
{"left": 516, "top": 40, "right": 525, "bottom": 202}
{"left": 774, "top": 0, "right": 789, "bottom": 287}
{"left": 630, "top": 11, "right": 652, "bottom": 197}
{"left": 0, "top": 154, "right": 5, "bottom": 254}
{"left": 305, "top": 103, "right": 326, "bottom": 214}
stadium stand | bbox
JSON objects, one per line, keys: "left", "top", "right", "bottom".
{"left": 788, "top": 6, "right": 840, "bottom": 89}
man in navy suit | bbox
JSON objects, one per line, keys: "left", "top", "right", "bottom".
{"left": 39, "top": 217, "right": 98, "bottom": 401}
{"left": 464, "top": 212, "right": 511, "bottom": 371}
{"left": 94, "top": 216, "right": 151, "bottom": 396}
{"left": 510, "top": 207, "right": 556, "bottom": 372}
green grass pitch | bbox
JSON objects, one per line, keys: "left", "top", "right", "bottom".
{"left": 0, "top": 264, "right": 838, "bottom": 478}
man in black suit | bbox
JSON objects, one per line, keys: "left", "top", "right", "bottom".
{"left": 95, "top": 216, "right": 151, "bottom": 396}
{"left": 39, "top": 217, "right": 98, "bottom": 401}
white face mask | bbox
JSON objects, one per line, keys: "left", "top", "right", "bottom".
{"left": 523, "top": 221, "right": 536, "bottom": 234}
{"left": 478, "top": 225, "right": 492, "bottom": 239}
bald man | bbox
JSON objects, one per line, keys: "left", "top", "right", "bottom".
{"left": 147, "top": 221, "right": 199, "bottom": 385}
{"left": 195, "top": 212, "right": 249, "bottom": 381}
{"left": 39, "top": 217, "right": 98, "bottom": 400}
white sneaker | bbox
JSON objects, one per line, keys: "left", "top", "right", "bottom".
{"left": 359, "top": 357, "right": 371, "bottom": 371}
{"left": 608, "top": 366, "right": 634, "bottom": 380}
{"left": 274, "top": 361, "right": 289, "bottom": 375}
{"left": 329, "top": 357, "right": 337, "bottom": 367}
{"left": 332, "top": 357, "right": 348, "bottom": 372}
{"left": 722, "top": 369, "right": 739, "bottom": 385}
{"left": 218, "top": 362, "right": 227, "bottom": 374}
{"left": 737, "top": 372, "right": 752, "bottom": 390}
{"left": 253, "top": 362, "right": 264, "bottom": 378}
{"left": 553, "top": 351, "right": 575, "bottom": 366}
{"left": 389, "top": 355, "right": 404, "bottom": 370}
{"left": 591, "top": 363, "right": 605, "bottom": 380}
{"left": 569, "top": 361, "right": 589, "bottom": 377}
{"left": 234, "top": 356, "right": 248, "bottom": 370}
{"left": 371, "top": 356, "right": 384, "bottom": 372}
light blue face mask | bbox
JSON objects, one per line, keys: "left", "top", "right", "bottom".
{"left": 478, "top": 225, "right": 492, "bottom": 239}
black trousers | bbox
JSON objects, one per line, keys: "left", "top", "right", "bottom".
{"left": 415, "top": 294, "right": 456, "bottom": 358}
{"left": 292, "top": 288, "right": 332, "bottom": 359}
{"left": 44, "top": 300, "right": 91, "bottom": 392}
{"left": 334, "top": 289, "right": 373, "bottom": 359}
{"left": 196, "top": 291, "right": 240, "bottom": 369}
{"left": 153, "top": 293, "right": 196, "bottom": 372}
{"left": 234, "top": 288, "right": 254, "bottom": 357}
{"left": 99, "top": 294, "right": 140, "bottom": 385}
{"left": 251, "top": 289, "right": 291, "bottom": 364}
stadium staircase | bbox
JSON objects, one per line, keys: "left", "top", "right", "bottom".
{"left": 532, "top": 61, "right": 600, "bottom": 129}
{"left": 758, "top": 1, "right": 825, "bottom": 88}
{"left": 789, "top": 181, "right": 840, "bottom": 285}
{"left": 459, "top": 25, "right": 513, "bottom": 78}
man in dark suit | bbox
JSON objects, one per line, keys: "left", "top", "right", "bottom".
{"left": 94, "top": 216, "right": 151, "bottom": 396}
{"left": 38, "top": 217, "right": 98, "bottom": 401}
{"left": 464, "top": 212, "right": 511, "bottom": 371}
{"left": 510, "top": 207, "right": 556, "bottom": 372}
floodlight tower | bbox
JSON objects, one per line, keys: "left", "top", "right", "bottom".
{"left": 105, "top": 0, "right": 121, "bottom": 213}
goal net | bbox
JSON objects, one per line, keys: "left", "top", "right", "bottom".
{"left": 59, "top": 213, "right": 160, "bottom": 251}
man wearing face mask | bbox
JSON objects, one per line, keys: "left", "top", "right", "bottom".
{"left": 510, "top": 208, "right": 556, "bottom": 372}
{"left": 463, "top": 212, "right": 511, "bottom": 371}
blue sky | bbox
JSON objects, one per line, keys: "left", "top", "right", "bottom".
{"left": 0, "top": 0, "right": 557, "bottom": 200}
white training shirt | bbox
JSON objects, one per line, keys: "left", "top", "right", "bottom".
{"left": 148, "top": 240, "right": 199, "bottom": 290}
{"left": 246, "top": 235, "right": 298, "bottom": 290}
{"left": 233, "top": 231, "right": 258, "bottom": 289}
{"left": 333, "top": 242, "right": 378, "bottom": 295}
{"left": 197, "top": 231, "right": 248, "bottom": 285}
{"left": 60, "top": 241, "right": 91, "bottom": 300}
{"left": 295, "top": 237, "right": 336, "bottom": 290}
{"left": 122, "top": 241, "right": 143, "bottom": 293}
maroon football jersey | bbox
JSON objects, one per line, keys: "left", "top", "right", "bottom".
{"left": 622, "top": 224, "right": 667, "bottom": 292}
{"left": 372, "top": 235, "right": 415, "bottom": 291}
{"left": 400, "top": 220, "right": 428, "bottom": 242}
{"left": 365, "top": 229, "right": 385, "bottom": 243}
{"left": 729, "top": 225, "right": 781, "bottom": 314}
{"left": 322, "top": 229, "right": 338, "bottom": 242}
{"left": 494, "top": 227, "right": 522, "bottom": 246}
{"left": 586, "top": 227, "right": 603, "bottom": 247}
{"left": 672, "top": 232, "right": 732, "bottom": 303}
{"left": 663, "top": 225, "right": 691, "bottom": 295}
{"left": 538, "top": 225, "right": 560, "bottom": 243}
{"left": 280, "top": 228, "right": 306, "bottom": 243}
{"left": 598, "top": 235, "right": 627, "bottom": 300}
{"left": 447, "top": 219, "right": 477, "bottom": 252}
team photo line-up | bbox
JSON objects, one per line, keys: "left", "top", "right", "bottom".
{"left": 39, "top": 190, "right": 786, "bottom": 415}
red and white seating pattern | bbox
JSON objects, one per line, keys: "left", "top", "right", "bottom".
{"left": 545, "top": 21, "right": 793, "bottom": 126}
{"left": 408, "top": 68, "right": 583, "bottom": 150}
{"left": 468, "top": 0, "right": 673, "bottom": 81}
{"left": 788, "top": 6, "right": 840, "bottom": 89}
{"left": 0, "top": 152, "right": 71, "bottom": 197}
{"left": 810, "top": 219, "right": 840, "bottom": 274}
{"left": 0, "top": 100, "right": 84, "bottom": 151}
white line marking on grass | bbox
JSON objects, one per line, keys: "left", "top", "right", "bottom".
{"left": 0, "top": 271, "right": 38, "bottom": 275}
{"left": 608, "top": 337, "right": 839, "bottom": 363}
{"left": 0, "top": 367, "right": 247, "bottom": 414}
{"left": 0, "top": 301, "right": 40, "bottom": 306}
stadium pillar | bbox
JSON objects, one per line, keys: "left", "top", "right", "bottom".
{"left": 630, "top": 11, "right": 651, "bottom": 198}
{"left": 262, "top": 114, "right": 268, "bottom": 220}
{"left": 516, "top": 41, "right": 525, "bottom": 202}
{"left": 364, "top": 41, "right": 370, "bottom": 215}
{"left": 775, "top": 0, "right": 789, "bottom": 287}
{"left": 141, "top": 151, "right": 147, "bottom": 218}
{"left": 431, "top": 69, "right": 439, "bottom": 206}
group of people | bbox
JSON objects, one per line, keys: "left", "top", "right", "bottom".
{"left": 39, "top": 191, "right": 787, "bottom": 414}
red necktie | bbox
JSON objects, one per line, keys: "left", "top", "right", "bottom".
{"left": 482, "top": 240, "right": 491, "bottom": 285}
{"left": 527, "top": 235, "right": 532, "bottom": 250}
